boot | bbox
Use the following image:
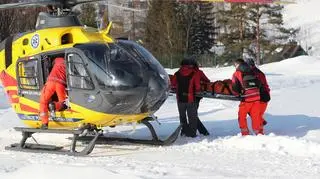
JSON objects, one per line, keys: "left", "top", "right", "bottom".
{"left": 40, "top": 123, "right": 48, "bottom": 130}
{"left": 263, "top": 120, "right": 267, "bottom": 126}
{"left": 197, "top": 118, "right": 210, "bottom": 136}
{"left": 60, "top": 102, "right": 68, "bottom": 111}
{"left": 48, "top": 102, "right": 56, "bottom": 119}
{"left": 180, "top": 125, "right": 187, "bottom": 136}
{"left": 181, "top": 124, "right": 192, "bottom": 137}
{"left": 185, "top": 126, "right": 197, "bottom": 138}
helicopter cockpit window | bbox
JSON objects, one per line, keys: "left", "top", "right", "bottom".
{"left": 75, "top": 43, "right": 143, "bottom": 90}
{"left": 67, "top": 54, "right": 94, "bottom": 90}
{"left": 17, "top": 59, "right": 40, "bottom": 90}
{"left": 117, "top": 40, "right": 167, "bottom": 77}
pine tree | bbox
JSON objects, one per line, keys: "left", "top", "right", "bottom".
{"left": 217, "top": 3, "right": 253, "bottom": 64}
{"left": 175, "top": 1, "right": 218, "bottom": 66}
{"left": 246, "top": 4, "right": 295, "bottom": 65}
{"left": 188, "top": 2, "right": 216, "bottom": 56}
{"left": 217, "top": 3, "right": 297, "bottom": 65}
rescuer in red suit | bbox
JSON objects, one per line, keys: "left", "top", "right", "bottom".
{"left": 232, "top": 58, "right": 263, "bottom": 136}
{"left": 246, "top": 58, "right": 271, "bottom": 126}
{"left": 39, "top": 57, "right": 67, "bottom": 129}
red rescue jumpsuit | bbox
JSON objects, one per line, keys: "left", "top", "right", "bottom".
{"left": 232, "top": 63, "right": 263, "bottom": 135}
{"left": 252, "top": 67, "right": 271, "bottom": 126}
{"left": 40, "top": 57, "right": 67, "bottom": 125}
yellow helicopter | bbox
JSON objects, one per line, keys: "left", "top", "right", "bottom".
{"left": 0, "top": 0, "right": 181, "bottom": 155}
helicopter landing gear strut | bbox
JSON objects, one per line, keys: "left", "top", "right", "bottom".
{"left": 5, "top": 118, "right": 181, "bottom": 155}
{"left": 77, "top": 117, "right": 182, "bottom": 146}
{"left": 5, "top": 127, "right": 102, "bottom": 156}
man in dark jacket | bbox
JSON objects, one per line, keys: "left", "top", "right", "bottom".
{"left": 171, "top": 58, "right": 201, "bottom": 137}
{"left": 39, "top": 57, "right": 67, "bottom": 129}
{"left": 232, "top": 58, "right": 263, "bottom": 136}
{"left": 246, "top": 58, "right": 271, "bottom": 126}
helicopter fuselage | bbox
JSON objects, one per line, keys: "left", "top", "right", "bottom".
{"left": 0, "top": 23, "right": 170, "bottom": 129}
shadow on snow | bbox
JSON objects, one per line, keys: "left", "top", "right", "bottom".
{"left": 104, "top": 113, "right": 320, "bottom": 146}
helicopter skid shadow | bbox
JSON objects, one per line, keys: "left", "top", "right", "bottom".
{"left": 89, "top": 146, "right": 153, "bottom": 157}
{"left": 156, "top": 108, "right": 224, "bottom": 123}
{"left": 61, "top": 113, "right": 320, "bottom": 156}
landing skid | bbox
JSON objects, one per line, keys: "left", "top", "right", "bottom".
{"left": 5, "top": 127, "right": 102, "bottom": 156}
{"left": 77, "top": 119, "right": 182, "bottom": 146}
{"left": 5, "top": 119, "right": 181, "bottom": 156}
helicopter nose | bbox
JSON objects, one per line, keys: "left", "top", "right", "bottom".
{"left": 142, "top": 73, "right": 170, "bottom": 113}
{"left": 107, "top": 71, "right": 169, "bottom": 114}
{"left": 103, "top": 73, "right": 169, "bottom": 114}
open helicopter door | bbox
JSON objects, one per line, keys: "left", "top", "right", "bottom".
{"left": 65, "top": 49, "right": 103, "bottom": 112}
{"left": 16, "top": 56, "right": 43, "bottom": 101}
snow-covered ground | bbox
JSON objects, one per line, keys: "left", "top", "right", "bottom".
{"left": 1, "top": 55, "right": 320, "bottom": 178}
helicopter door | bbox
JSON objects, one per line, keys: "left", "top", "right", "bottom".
{"left": 16, "top": 57, "right": 43, "bottom": 101}
{"left": 65, "top": 51, "right": 102, "bottom": 111}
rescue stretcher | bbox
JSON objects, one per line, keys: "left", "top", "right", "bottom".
{"left": 169, "top": 75, "right": 242, "bottom": 101}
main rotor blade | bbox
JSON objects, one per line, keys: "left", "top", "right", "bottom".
{"left": 105, "top": 4, "right": 147, "bottom": 12}
{"left": 70, "top": 0, "right": 148, "bottom": 12}
{"left": 66, "top": 0, "right": 104, "bottom": 8}
{"left": 0, "top": 1, "right": 61, "bottom": 10}
{"left": 0, "top": 0, "right": 101, "bottom": 10}
{"left": 0, "top": 0, "right": 148, "bottom": 11}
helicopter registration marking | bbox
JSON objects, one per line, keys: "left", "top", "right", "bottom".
{"left": 31, "top": 34, "right": 40, "bottom": 49}
{"left": 20, "top": 90, "right": 40, "bottom": 96}
{"left": 17, "top": 114, "right": 83, "bottom": 122}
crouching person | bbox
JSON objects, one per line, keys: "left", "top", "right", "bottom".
{"left": 39, "top": 57, "right": 67, "bottom": 129}
{"left": 171, "top": 58, "right": 201, "bottom": 137}
{"left": 232, "top": 58, "right": 264, "bottom": 136}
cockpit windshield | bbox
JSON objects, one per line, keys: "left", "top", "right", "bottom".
{"left": 117, "top": 40, "right": 168, "bottom": 80}
{"left": 74, "top": 41, "right": 169, "bottom": 114}
{"left": 75, "top": 43, "right": 144, "bottom": 90}
{"left": 75, "top": 42, "right": 169, "bottom": 91}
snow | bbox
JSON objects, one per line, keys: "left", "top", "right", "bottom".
{"left": 1, "top": 55, "right": 320, "bottom": 178}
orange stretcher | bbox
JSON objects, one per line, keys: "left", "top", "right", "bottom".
{"left": 169, "top": 75, "right": 242, "bottom": 101}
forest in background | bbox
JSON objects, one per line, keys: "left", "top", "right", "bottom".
{"left": 145, "top": 1, "right": 298, "bottom": 67}
{"left": 0, "top": 0, "right": 299, "bottom": 68}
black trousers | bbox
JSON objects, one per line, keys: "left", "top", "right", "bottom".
{"left": 195, "top": 97, "right": 210, "bottom": 135}
{"left": 177, "top": 102, "right": 198, "bottom": 137}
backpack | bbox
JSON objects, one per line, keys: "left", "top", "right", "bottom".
{"left": 240, "top": 72, "right": 261, "bottom": 102}
{"left": 176, "top": 71, "right": 195, "bottom": 103}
